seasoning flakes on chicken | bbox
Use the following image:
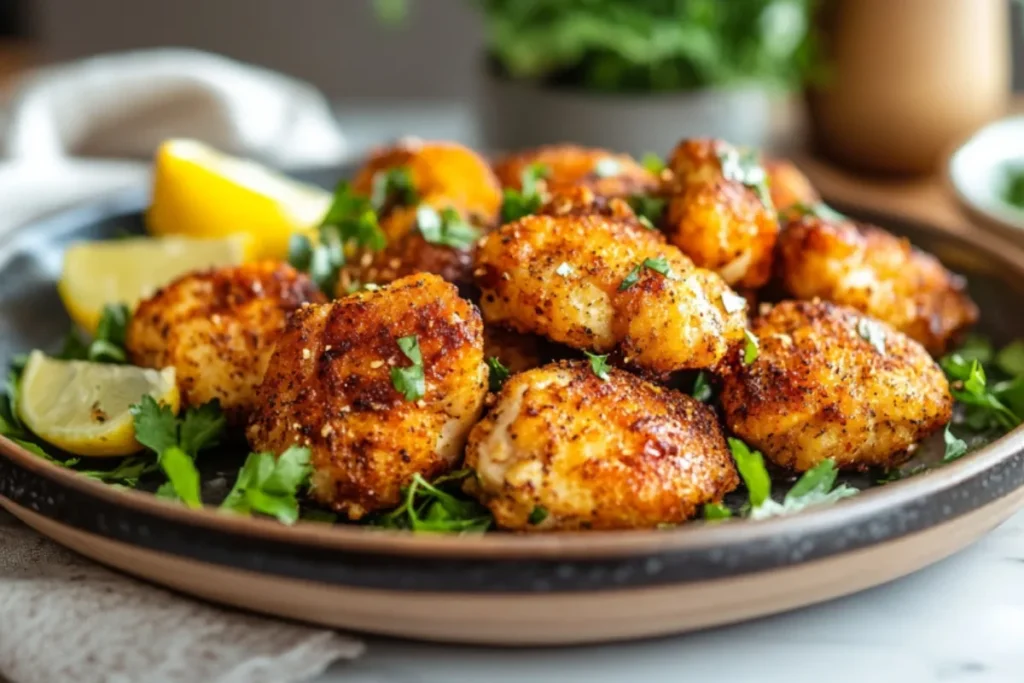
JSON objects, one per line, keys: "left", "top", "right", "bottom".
{"left": 664, "top": 138, "right": 780, "bottom": 289}
{"left": 776, "top": 212, "right": 979, "bottom": 355}
{"left": 464, "top": 361, "right": 739, "bottom": 531}
{"left": 718, "top": 300, "right": 953, "bottom": 472}
{"left": 474, "top": 213, "right": 747, "bottom": 375}
{"left": 342, "top": 139, "right": 502, "bottom": 289}
{"left": 493, "top": 144, "right": 659, "bottom": 200}
{"left": 126, "top": 261, "right": 324, "bottom": 423}
{"left": 246, "top": 273, "right": 488, "bottom": 519}
{"left": 764, "top": 158, "right": 820, "bottom": 213}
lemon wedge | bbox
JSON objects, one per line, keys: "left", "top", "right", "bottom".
{"left": 16, "top": 351, "right": 179, "bottom": 457}
{"left": 58, "top": 235, "right": 250, "bottom": 335}
{"left": 146, "top": 138, "right": 330, "bottom": 259}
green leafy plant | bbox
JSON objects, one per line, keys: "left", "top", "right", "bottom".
{"left": 377, "top": 0, "right": 819, "bottom": 92}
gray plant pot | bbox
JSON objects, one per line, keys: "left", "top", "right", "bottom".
{"left": 480, "top": 72, "right": 775, "bottom": 157}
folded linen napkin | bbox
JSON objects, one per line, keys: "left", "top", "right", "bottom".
{"left": 0, "top": 49, "right": 360, "bottom": 683}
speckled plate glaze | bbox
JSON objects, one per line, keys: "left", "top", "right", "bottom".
{"left": 2, "top": 175, "right": 1024, "bottom": 645}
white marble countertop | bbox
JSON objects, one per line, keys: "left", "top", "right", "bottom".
{"left": 312, "top": 101, "right": 1024, "bottom": 683}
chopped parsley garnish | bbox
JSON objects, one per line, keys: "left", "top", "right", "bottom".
{"left": 57, "top": 303, "right": 132, "bottom": 364}
{"left": 555, "top": 262, "right": 574, "bottom": 277}
{"left": 856, "top": 317, "right": 886, "bottom": 355}
{"left": 787, "top": 201, "right": 847, "bottom": 222}
{"left": 629, "top": 194, "right": 666, "bottom": 226}
{"left": 370, "top": 166, "right": 418, "bottom": 211}
{"left": 742, "top": 329, "right": 759, "bottom": 365}
{"left": 692, "top": 371, "right": 713, "bottom": 402}
{"left": 720, "top": 291, "right": 747, "bottom": 314}
{"left": 390, "top": 335, "right": 426, "bottom": 401}
{"left": 528, "top": 506, "right": 549, "bottom": 525}
{"left": 641, "top": 152, "right": 665, "bottom": 174}
{"left": 486, "top": 356, "right": 511, "bottom": 392}
{"left": 941, "top": 354, "right": 1020, "bottom": 432}
{"left": 717, "top": 145, "right": 772, "bottom": 209}
{"left": 727, "top": 438, "right": 857, "bottom": 520}
{"left": 501, "top": 163, "right": 549, "bottom": 223}
{"left": 370, "top": 468, "right": 492, "bottom": 533}
{"left": 618, "top": 257, "right": 674, "bottom": 291}
{"left": 221, "top": 446, "right": 313, "bottom": 525}
{"left": 416, "top": 206, "right": 481, "bottom": 250}
{"left": 996, "top": 340, "right": 1024, "bottom": 377}
{"left": 943, "top": 423, "right": 968, "bottom": 462}
{"left": 703, "top": 502, "right": 733, "bottom": 520}
{"left": 1001, "top": 165, "right": 1024, "bottom": 210}
{"left": 584, "top": 351, "right": 611, "bottom": 381}
{"left": 130, "top": 395, "right": 226, "bottom": 508}
{"left": 593, "top": 157, "right": 622, "bottom": 178}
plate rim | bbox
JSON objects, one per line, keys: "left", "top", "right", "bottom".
{"left": 2, "top": 193, "right": 1024, "bottom": 563}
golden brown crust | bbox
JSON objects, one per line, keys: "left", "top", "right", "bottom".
{"left": 464, "top": 361, "right": 739, "bottom": 531}
{"left": 764, "top": 159, "right": 819, "bottom": 212}
{"left": 474, "top": 214, "right": 747, "bottom": 375}
{"left": 664, "top": 139, "right": 779, "bottom": 289}
{"left": 538, "top": 186, "right": 639, "bottom": 222}
{"left": 482, "top": 326, "right": 546, "bottom": 375}
{"left": 126, "top": 262, "right": 324, "bottom": 423}
{"left": 493, "top": 145, "right": 658, "bottom": 199}
{"left": 246, "top": 273, "right": 488, "bottom": 519}
{"left": 344, "top": 139, "right": 502, "bottom": 288}
{"left": 776, "top": 215, "right": 979, "bottom": 355}
{"left": 718, "top": 300, "right": 953, "bottom": 472}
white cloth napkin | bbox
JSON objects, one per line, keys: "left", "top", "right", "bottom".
{"left": 0, "top": 49, "right": 361, "bottom": 683}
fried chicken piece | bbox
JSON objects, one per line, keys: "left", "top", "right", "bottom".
{"left": 483, "top": 326, "right": 545, "bottom": 375}
{"left": 343, "top": 139, "right": 502, "bottom": 288}
{"left": 664, "top": 139, "right": 779, "bottom": 289}
{"left": 765, "top": 159, "right": 819, "bottom": 212}
{"left": 493, "top": 144, "right": 658, "bottom": 200}
{"left": 126, "top": 262, "right": 324, "bottom": 423}
{"left": 474, "top": 214, "right": 747, "bottom": 375}
{"left": 246, "top": 273, "right": 488, "bottom": 519}
{"left": 718, "top": 300, "right": 953, "bottom": 472}
{"left": 464, "top": 361, "right": 739, "bottom": 531}
{"left": 776, "top": 214, "right": 979, "bottom": 355}
{"left": 538, "top": 185, "right": 639, "bottom": 221}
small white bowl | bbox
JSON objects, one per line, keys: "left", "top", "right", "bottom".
{"left": 948, "top": 116, "right": 1024, "bottom": 239}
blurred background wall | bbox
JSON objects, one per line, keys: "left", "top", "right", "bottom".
{"left": 2, "top": 0, "right": 1022, "bottom": 97}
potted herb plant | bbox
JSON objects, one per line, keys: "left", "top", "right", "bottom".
{"left": 377, "top": 0, "right": 819, "bottom": 156}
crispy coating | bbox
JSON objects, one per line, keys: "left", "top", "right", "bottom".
{"left": 246, "top": 274, "right": 488, "bottom": 519}
{"left": 474, "top": 214, "right": 747, "bottom": 375}
{"left": 765, "top": 159, "right": 819, "bottom": 212}
{"left": 776, "top": 215, "right": 979, "bottom": 355}
{"left": 464, "top": 361, "right": 739, "bottom": 531}
{"left": 126, "top": 262, "right": 324, "bottom": 423}
{"left": 493, "top": 145, "right": 658, "bottom": 199}
{"left": 664, "top": 139, "right": 779, "bottom": 289}
{"left": 538, "top": 186, "right": 639, "bottom": 221}
{"left": 718, "top": 300, "right": 953, "bottom": 472}
{"left": 483, "top": 326, "right": 545, "bottom": 375}
{"left": 344, "top": 139, "right": 502, "bottom": 288}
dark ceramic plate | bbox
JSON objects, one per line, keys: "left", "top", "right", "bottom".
{"left": 2, "top": 177, "right": 1024, "bottom": 645}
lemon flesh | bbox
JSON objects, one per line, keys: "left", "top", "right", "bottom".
{"left": 146, "top": 138, "right": 329, "bottom": 259}
{"left": 58, "top": 235, "right": 250, "bottom": 335}
{"left": 16, "top": 351, "right": 180, "bottom": 457}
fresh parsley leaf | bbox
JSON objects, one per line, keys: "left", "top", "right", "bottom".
{"left": 370, "top": 166, "right": 418, "bottom": 211}
{"left": 721, "top": 291, "right": 747, "bottom": 314}
{"left": 996, "top": 340, "right": 1024, "bottom": 378}
{"left": 954, "top": 335, "right": 994, "bottom": 365}
{"left": 76, "top": 456, "right": 155, "bottom": 487}
{"left": 856, "top": 317, "right": 886, "bottom": 355}
{"left": 584, "top": 351, "right": 611, "bottom": 381}
{"left": 158, "top": 446, "right": 202, "bottom": 509}
{"left": 628, "top": 195, "right": 666, "bottom": 226}
{"left": 784, "top": 459, "right": 839, "bottom": 502}
{"left": 87, "top": 340, "right": 126, "bottom": 364}
{"left": 486, "top": 356, "right": 510, "bottom": 392}
{"left": 221, "top": 447, "right": 313, "bottom": 525}
{"left": 416, "top": 206, "right": 481, "bottom": 250}
{"left": 371, "top": 469, "right": 491, "bottom": 533}
{"left": 743, "top": 457, "right": 858, "bottom": 520}
{"left": 965, "top": 359, "right": 987, "bottom": 396}
{"left": 179, "top": 399, "right": 226, "bottom": 457}
{"left": 787, "top": 202, "right": 847, "bottom": 223}
{"left": 1, "top": 371, "right": 23, "bottom": 435}
{"left": 692, "top": 371, "right": 712, "bottom": 402}
{"left": 528, "top": 506, "right": 548, "bottom": 525}
{"left": 943, "top": 423, "right": 969, "bottom": 462}
{"left": 500, "top": 163, "right": 549, "bottom": 223}
{"left": 641, "top": 152, "right": 665, "bottom": 174}
{"left": 593, "top": 157, "right": 621, "bottom": 178}
{"left": 287, "top": 233, "right": 314, "bottom": 271}
{"left": 728, "top": 438, "right": 771, "bottom": 508}
{"left": 57, "top": 329, "right": 90, "bottom": 361}
{"left": 56, "top": 304, "right": 132, "bottom": 364}
{"left": 391, "top": 335, "right": 426, "bottom": 400}
{"left": 703, "top": 502, "right": 733, "bottom": 520}
{"left": 130, "top": 395, "right": 180, "bottom": 455}
{"left": 717, "top": 145, "right": 772, "bottom": 209}
{"left": 618, "top": 257, "right": 673, "bottom": 291}
{"left": 943, "top": 356, "right": 1020, "bottom": 432}
{"left": 95, "top": 303, "right": 130, "bottom": 350}
{"left": 743, "top": 329, "right": 759, "bottom": 365}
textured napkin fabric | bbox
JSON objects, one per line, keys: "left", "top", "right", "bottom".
{"left": 0, "top": 49, "right": 361, "bottom": 683}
